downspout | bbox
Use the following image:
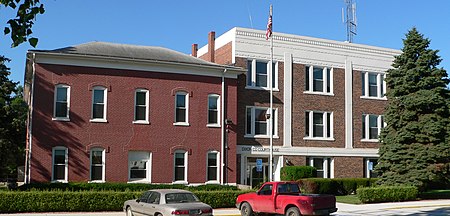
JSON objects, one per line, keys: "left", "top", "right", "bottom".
{"left": 25, "top": 53, "right": 36, "bottom": 184}
{"left": 221, "top": 68, "right": 227, "bottom": 185}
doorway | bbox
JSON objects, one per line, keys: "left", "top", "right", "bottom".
{"left": 246, "top": 157, "right": 269, "bottom": 188}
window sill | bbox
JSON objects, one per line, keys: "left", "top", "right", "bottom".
{"left": 361, "top": 139, "right": 380, "bottom": 143}
{"left": 205, "top": 181, "right": 220, "bottom": 184}
{"left": 303, "top": 91, "right": 334, "bottom": 96}
{"left": 133, "top": 120, "right": 150, "bottom": 125}
{"left": 88, "top": 180, "right": 105, "bottom": 183}
{"left": 360, "top": 96, "right": 387, "bottom": 101}
{"left": 90, "top": 119, "right": 108, "bottom": 123}
{"left": 206, "top": 124, "right": 221, "bottom": 128}
{"left": 172, "top": 181, "right": 188, "bottom": 185}
{"left": 244, "top": 135, "right": 280, "bottom": 139}
{"left": 245, "top": 86, "right": 280, "bottom": 92}
{"left": 128, "top": 179, "right": 151, "bottom": 184}
{"left": 51, "top": 180, "right": 68, "bottom": 183}
{"left": 173, "top": 122, "right": 190, "bottom": 126}
{"left": 52, "top": 117, "right": 70, "bottom": 121}
{"left": 303, "top": 137, "right": 335, "bottom": 141}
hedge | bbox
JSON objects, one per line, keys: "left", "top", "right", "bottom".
{"left": 357, "top": 186, "right": 418, "bottom": 203}
{"left": 298, "top": 178, "right": 378, "bottom": 195}
{"left": 280, "top": 166, "right": 316, "bottom": 181}
{"left": 0, "top": 190, "right": 250, "bottom": 213}
{"left": 17, "top": 182, "right": 238, "bottom": 192}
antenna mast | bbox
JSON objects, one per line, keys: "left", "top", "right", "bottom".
{"left": 344, "top": 0, "right": 357, "bottom": 42}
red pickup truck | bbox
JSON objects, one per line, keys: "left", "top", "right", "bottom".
{"left": 236, "top": 181, "right": 337, "bottom": 216}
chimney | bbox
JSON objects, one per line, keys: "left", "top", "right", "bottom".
{"left": 191, "top": 44, "right": 198, "bottom": 57}
{"left": 208, "top": 31, "right": 215, "bottom": 63}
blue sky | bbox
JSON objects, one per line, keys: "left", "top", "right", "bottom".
{"left": 1, "top": 0, "right": 449, "bottom": 85}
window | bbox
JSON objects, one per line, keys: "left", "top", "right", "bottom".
{"left": 365, "top": 158, "right": 379, "bottom": 178}
{"left": 134, "top": 89, "right": 149, "bottom": 123}
{"left": 91, "top": 86, "right": 107, "bottom": 122}
{"left": 259, "top": 183, "right": 273, "bottom": 195}
{"left": 174, "top": 151, "right": 188, "bottom": 183}
{"left": 52, "top": 147, "right": 68, "bottom": 182}
{"left": 305, "top": 111, "right": 333, "bottom": 140}
{"left": 305, "top": 66, "right": 333, "bottom": 94}
{"left": 206, "top": 151, "right": 219, "bottom": 182}
{"left": 361, "top": 72, "right": 386, "bottom": 98}
{"left": 362, "top": 114, "right": 384, "bottom": 141}
{"left": 207, "top": 94, "right": 220, "bottom": 126}
{"left": 245, "top": 106, "right": 277, "bottom": 138}
{"left": 174, "top": 91, "right": 189, "bottom": 125}
{"left": 309, "top": 157, "right": 333, "bottom": 178}
{"left": 90, "top": 148, "right": 105, "bottom": 182}
{"left": 128, "top": 151, "right": 151, "bottom": 182}
{"left": 53, "top": 84, "right": 70, "bottom": 120}
{"left": 246, "top": 59, "right": 277, "bottom": 89}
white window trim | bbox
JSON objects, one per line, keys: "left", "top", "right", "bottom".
{"left": 173, "top": 150, "right": 188, "bottom": 184}
{"left": 304, "top": 66, "right": 334, "bottom": 95}
{"left": 51, "top": 146, "right": 68, "bottom": 183}
{"left": 173, "top": 91, "right": 189, "bottom": 126}
{"left": 361, "top": 72, "right": 387, "bottom": 100}
{"left": 133, "top": 89, "right": 150, "bottom": 124}
{"left": 361, "top": 114, "right": 384, "bottom": 142}
{"left": 245, "top": 106, "right": 279, "bottom": 138}
{"left": 90, "top": 86, "right": 108, "bottom": 123}
{"left": 246, "top": 59, "right": 279, "bottom": 91}
{"left": 89, "top": 148, "right": 105, "bottom": 183}
{"left": 309, "top": 157, "right": 334, "bottom": 179}
{"left": 52, "top": 84, "right": 70, "bottom": 121}
{"left": 128, "top": 151, "right": 152, "bottom": 183}
{"left": 304, "top": 111, "right": 334, "bottom": 140}
{"left": 206, "top": 94, "right": 220, "bottom": 127}
{"left": 365, "top": 158, "right": 378, "bottom": 178}
{"left": 206, "top": 151, "right": 220, "bottom": 184}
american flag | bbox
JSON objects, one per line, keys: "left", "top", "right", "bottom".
{"left": 266, "top": 7, "right": 272, "bottom": 40}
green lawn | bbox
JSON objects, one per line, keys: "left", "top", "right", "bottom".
{"left": 335, "top": 195, "right": 361, "bottom": 204}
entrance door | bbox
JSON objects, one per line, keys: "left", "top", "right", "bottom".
{"left": 246, "top": 157, "right": 269, "bottom": 188}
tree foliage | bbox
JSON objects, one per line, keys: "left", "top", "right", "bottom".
{"left": 376, "top": 28, "right": 450, "bottom": 191}
{"left": 0, "top": 56, "right": 27, "bottom": 179}
{"left": 1, "top": 0, "right": 45, "bottom": 47}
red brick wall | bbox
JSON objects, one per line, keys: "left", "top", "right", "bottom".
{"left": 30, "top": 63, "right": 238, "bottom": 184}
{"left": 333, "top": 157, "right": 364, "bottom": 178}
{"left": 198, "top": 42, "right": 233, "bottom": 65}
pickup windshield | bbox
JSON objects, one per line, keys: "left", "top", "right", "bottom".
{"left": 277, "top": 183, "right": 300, "bottom": 194}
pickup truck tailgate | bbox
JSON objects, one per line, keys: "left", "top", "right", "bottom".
{"left": 308, "top": 194, "right": 336, "bottom": 210}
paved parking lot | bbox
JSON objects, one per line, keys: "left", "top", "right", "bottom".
{"left": 1, "top": 199, "right": 449, "bottom": 216}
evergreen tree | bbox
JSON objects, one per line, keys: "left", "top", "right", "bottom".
{"left": 376, "top": 28, "right": 450, "bottom": 191}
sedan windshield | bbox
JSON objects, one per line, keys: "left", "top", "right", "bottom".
{"left": 165, "top": 193, "right": 200, "bottom": 204}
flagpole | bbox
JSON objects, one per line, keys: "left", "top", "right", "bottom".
{"left": 269, "top": 4, "right": 274, "bottom": 182}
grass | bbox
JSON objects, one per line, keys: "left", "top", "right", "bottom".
{"left": 335, "top": 195, "right": 361, "bottom": 204}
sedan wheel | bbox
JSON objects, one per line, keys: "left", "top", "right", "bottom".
{"left": 241, "top": 202, "right": 254, "bottom": 216}
{"left": 126, "top": 207, "right": 134, "bottom": 216}
{"left": 285, "top": 207, "right": 301, "bottom": 216}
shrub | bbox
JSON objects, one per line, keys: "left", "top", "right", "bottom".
{"left": 298, "top": 178, "right": 377, "bottom": 195}
{"left": 0, "top": 190, "right": 250, "bottom": 213}
{"left": 357, "top": 186, "right": 418, "bottom": 203}
{"left": 280, "top": 166, "right": 316, "bottom": 181}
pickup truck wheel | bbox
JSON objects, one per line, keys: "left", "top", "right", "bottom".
{"left": 285, "top": 207, "right": 301, "bottom": 216}
{"left": 241, "top": 202, "right": 254, "bottom": 216}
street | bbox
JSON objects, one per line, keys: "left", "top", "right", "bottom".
{"left": 1, "top": 199, "right": 449, "bottom": 216}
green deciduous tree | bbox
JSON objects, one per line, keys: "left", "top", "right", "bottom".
{"left": 1, "top": 0, "right": 45, "bottom": 47}
{"left": 376, "top": 28, "right": 450, "bottom": 191}
{"left": 0, "top": 56, "right": 27, "bottom": 180}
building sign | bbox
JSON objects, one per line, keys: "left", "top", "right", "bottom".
{"left": 240, "top": 146, "right": 279, "bottom": 154}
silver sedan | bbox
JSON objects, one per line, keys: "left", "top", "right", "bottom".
{"left": 123, "top": 189, "right": 213, "bottom": 216}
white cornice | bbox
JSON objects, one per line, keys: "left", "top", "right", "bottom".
{"left": 237, "top": 145, "right": 379, "bottom": 157}
{"left": 32, "top": 52, "right": 244, "bottom": 79}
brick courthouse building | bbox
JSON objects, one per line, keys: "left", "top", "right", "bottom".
{"left": 24, "top": 28, "right": 401, "bottom": 186}
{"left": 195, "top": 28, "right": 401, "bottom": 186}
{"left": 23, "top": 42, "right": 244, "bottom": 184}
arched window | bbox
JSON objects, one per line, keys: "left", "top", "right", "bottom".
{"left": 90, "top": 148, "right": 105, "bottom": 182}
{"left": 52, "top": 146, "right": 68, "bottom": 182}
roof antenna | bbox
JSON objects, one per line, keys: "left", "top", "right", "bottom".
{"left": 343, "top": 0, "right": 357, "bottom": 42}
